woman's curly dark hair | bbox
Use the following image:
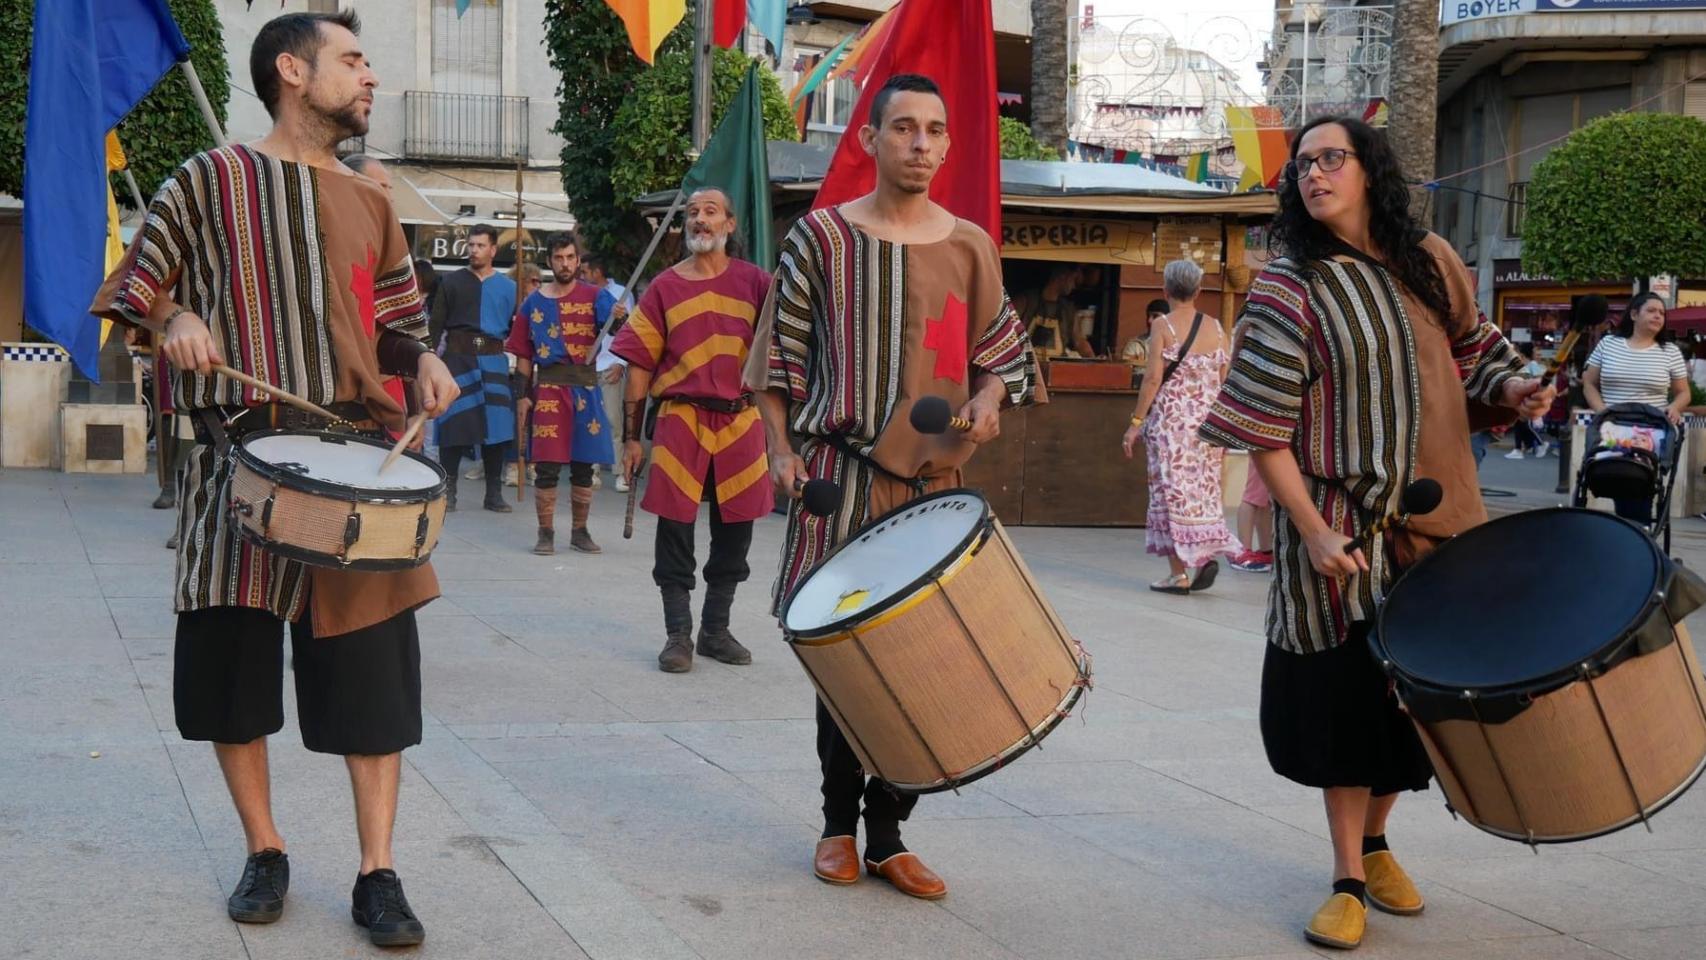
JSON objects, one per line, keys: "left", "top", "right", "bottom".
{"left": 1268, "top": 116, "right": 1452, "bottom": 320}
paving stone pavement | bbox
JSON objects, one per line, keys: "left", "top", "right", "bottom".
{"left": 3, "top": 457, "right": 1706, "bottom": 959}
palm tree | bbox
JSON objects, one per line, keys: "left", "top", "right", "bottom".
{"left": 1030, "top": 0, "right": 1070, "bottom": 158}
{"left": 1388, "top": 0, "right": 1438, "bottom": 216}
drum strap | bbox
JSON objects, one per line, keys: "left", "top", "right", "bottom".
{"left": 823, "top": 433, "right": 928, "bottom": 495}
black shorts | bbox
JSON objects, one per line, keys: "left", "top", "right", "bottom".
{"left": 174, "top": 606, "right": 422, "bottom": 756}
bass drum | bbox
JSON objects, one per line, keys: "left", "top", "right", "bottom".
{"left": 1373, "top": 508, "right": 1706, "bottom": 844}
{"left": 781, "top": 490, "right": 1091, "bottom": 794}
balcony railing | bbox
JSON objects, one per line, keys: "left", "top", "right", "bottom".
{"left": 404, "top": 91, "right": 529, "bottom": 163}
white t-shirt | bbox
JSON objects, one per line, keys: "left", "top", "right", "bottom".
{"left": 1689, "top": 357, "right": 1706, "bottom": 389}
{"left": 1585, "top": 336, "right": 1686, "bottom": 407}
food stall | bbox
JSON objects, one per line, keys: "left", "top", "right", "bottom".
{"left": 643, "top": 144, "right": 1279, "bottom": 527}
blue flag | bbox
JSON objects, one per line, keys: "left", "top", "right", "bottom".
{"left": 24, "top": 0, "right": 189, "bottom": 379}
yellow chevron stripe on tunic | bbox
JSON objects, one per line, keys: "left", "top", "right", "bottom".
{"left": 651, "top": 334, "right": 750, "bottom": 394}
{"left": 649, "top": 444, "right": 705, "bottom": 503}
{"left": 626, "top": 309, "right": 665, "bottom": 362}
{"left": 663, "top": 291, "right": 758, "bottom": 331}
{"left": 657, "top": 403, "right": 761, "bottom": 454}
{"left": 715, "top": 454, "right": 770, "bottom": 503}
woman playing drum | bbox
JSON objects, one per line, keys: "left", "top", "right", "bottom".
{"left": 1199, "top": 117, "right": 1555, "bottom": 951}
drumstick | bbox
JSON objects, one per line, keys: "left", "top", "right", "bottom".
{"left": 909, "top": 396, "right": 972, "bottom": 434}
{"left": 213, "top": 364, "right": 343, "bottom": 423}
{"left": 1343, "top": 479, "right": 1443, "bottom": 555}
{"left": 622, "top": 448, "right": 647, "bottom": 539}
{"left": 377, "top": 414, "right": 426, "bottom": 476}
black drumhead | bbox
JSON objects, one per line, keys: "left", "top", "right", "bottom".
{"left": 1376, "top": 508, "right": 1662, "bottom": 694}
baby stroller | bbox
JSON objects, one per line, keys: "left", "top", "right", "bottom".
{"left": 1571, "top": 403, "right": 1683, "bottom": 551}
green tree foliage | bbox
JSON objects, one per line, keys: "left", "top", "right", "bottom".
{"left": 610, "top": 46, "right": 796, "bottom": 206}
{"left": 1523, "top": 111, "right": 1706, "bottom": 284}
{"left": 999, "top": 116, "right": 1057, "bottom": 161}
{"left": 543, "top": 0, "right": 692, "bottom": 260}
{"left": 0, "top": 0, "right": 230, "bottom": 203}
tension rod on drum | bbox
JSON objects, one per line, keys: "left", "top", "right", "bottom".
{"left": 1465, "top": 691, "right": 1539, "bottom": 851}
{"left": 1581, "top": 663, "right": 1654, "bottom": 834}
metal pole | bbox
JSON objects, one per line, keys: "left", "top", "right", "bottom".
{"left": 513, "top": 153, "right": 527, "bottom": 504}
{"left": 616, "top": 191, "right": 689, "bottom": 320}
{"left": 177, "top": 60, "right": 229, "bottom": 147}
{"left": 691, "top": 0, "right": 713, "bottom": 152}
{"left": 121, "top": 169, "right": 148, "bottom": 212}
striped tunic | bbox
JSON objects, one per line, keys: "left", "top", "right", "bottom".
{"left": 1200, "top": 238, "right": 1521, "bottom": 653}
{"left": 94, "top": 146, "right": 434, "bottom": 635}
{"left": 747, "top": 208, "right": 1036, "bottom": 611}
{"left": 611, "top": 259, "right": 774, "bottom": 524}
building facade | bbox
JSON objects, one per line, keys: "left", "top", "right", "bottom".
{"left": 218, "top": 0, "right": 578, "bottom": 271}
{"left": 1433, "top": 3, "right": 1706, "bottom": 338}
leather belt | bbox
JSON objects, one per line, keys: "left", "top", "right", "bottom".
{"left": 445, "top": 329, "right": 508, "bottom": 356}
{"left": 673, "top": 393, "right": 755, "bottom": 415}
{"left": 536, "top": 363, "right": 599, "bottom": 387}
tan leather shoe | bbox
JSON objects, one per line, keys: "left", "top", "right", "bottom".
{"left": 1364, "top": 851, "right": 1424, "bottom": 915}
{"left": 864, "top": 852, "right": 947, "bottom": 900}
{"left": 813, "top": 836, "right": 858, "bottom": 885}
{"left": 1304, "top": 892, "right": 1366, "bottom": 950}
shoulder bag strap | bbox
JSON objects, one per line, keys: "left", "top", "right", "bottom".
{"left": 1159, "top": 312, "right": 1205, "bottom": 387}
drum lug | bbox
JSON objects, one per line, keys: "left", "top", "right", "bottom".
{"left": 413, "top": 510, "right": 429, "bottom": 557}
{"left": 341, "top": 510, "right": 362, "bottom": 557}
{"left": 260, "top": 495, "right": 275, "bottom": 535}
{"left": 229, "top": 496, "right": 253, "bottom": 518}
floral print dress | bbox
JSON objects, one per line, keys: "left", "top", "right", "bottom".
{"left": 1143, "top": 322, "right": 1242, "bottom": 567}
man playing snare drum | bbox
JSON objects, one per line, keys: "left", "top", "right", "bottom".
{"left": 92, "top": 11, "right": 456, "bottom": 948}
{"left": 748, "top": 73, "right": 1040, "bottom": 899}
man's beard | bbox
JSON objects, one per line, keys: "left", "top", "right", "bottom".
{"left": 553, "top": 269, "right": 577, "bottom": 285}
{"left": 308, "top": 93, "right": 369, "bottom": 144}
{"left": 685, "top": 231, "right": 727, "bottom": 255}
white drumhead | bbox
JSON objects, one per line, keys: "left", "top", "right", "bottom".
{"left": 243, "top": 433, "right": 439, "bottom": 491}
{"left": 784, "top": 491, "right": 987, "bottom": 634}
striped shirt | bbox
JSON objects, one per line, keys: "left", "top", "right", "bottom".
{"left": 1585, "top": 336, "right": 1686, "bottom": 408}
{"left": 747, "top": 208, "right": 1037, "bottom": 610}
{"left": 1200, "top": 249, "right": 1521, "bottom": 653}
{"left": 94, "top": 146, "right": 433, "bottom": 633}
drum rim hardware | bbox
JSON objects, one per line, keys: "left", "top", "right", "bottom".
{"left": 781, "top": 489, "right": 990, "bottom": 642}
{"left": 236, "top": 430, "right": 449, "bottom": 502}
{"left": 1373, "top": 508, "right": 1670, "bottom": 716}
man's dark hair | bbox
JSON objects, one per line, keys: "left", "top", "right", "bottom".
{"left": 583, "top": 255, "right": 608, "bottom": 276}
{"left": 468, "top": 224, "right": 500, "bottom": 246}
{"left": 251, "top": 11, "right": 362, "bottom": 119}
{"left": 1145, "top": 298, "right": 1170, "bottom": 317}
{"left": 546, "top": 233, "right": 580, "bottom": 257}
{"left": 869, "top": 74, "right": 944, "bottom": 128}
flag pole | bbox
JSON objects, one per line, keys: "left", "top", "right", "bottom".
{"left": 691, "top": 0, "right": 713, "bottom": 153}
{"left": 614, "top": 190, "right": 687, "bottom": 322}
{"left": 177, "top": 59, "right": 228, "bottom": 147}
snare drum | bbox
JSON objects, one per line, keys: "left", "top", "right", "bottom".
{"left": 229, "top": 430, "right": 448, "bottom": 571}
{"left": 1373, "top": 508, "right": 1706, "bottom": 843}
{"left": 781, "top": 490, "right": 1091, "bottom": 793}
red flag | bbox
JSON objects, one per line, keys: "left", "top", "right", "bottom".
{"left": 713, "top": 0, "right": 745, "bottom": 48}
{"left": 811, "top": 0, "right": 1001, "bottom": 239}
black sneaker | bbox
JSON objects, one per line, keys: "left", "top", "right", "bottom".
{"left": 351, "top": 868, "right": 426, "bottom": 947}
{"left": 227, "top": 848, "right": 289, "bottom": 923}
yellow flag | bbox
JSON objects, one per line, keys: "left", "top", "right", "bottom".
{"left": 100, "top": 131, "right": 130, "bottom": 346}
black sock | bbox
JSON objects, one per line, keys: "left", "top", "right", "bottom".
{"left": 1333, "top": 878, "right": 1367, "bottom": 903}
{"left": 821, "top": 821, "right": 857, "bottom": 841}
{"left": 1362, "top": 834, "right": 1389, "bottom": 855}
{"left": 863, "top": 819, "right": 907, "bottom": 863}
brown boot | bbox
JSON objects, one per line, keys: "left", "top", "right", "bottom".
{"left": 657, "top": 585, "right": 693, "bottom": 673}
{"left": 569, "top": 484, "right": 601, "bottom": 554}
{"left": 697, "top": 582, "right": 752, "bottom": 665}
{"left": 533, "top": 488, "right": 558, "bottom": 555}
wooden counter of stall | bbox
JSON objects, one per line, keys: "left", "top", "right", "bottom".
{"left": 963, "top": 360, "right": 1148, "bottom": 525}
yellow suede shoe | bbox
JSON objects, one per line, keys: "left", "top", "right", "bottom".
{"left": 1363, "top": 851, "right": 1425, "bottom": 915}
{"left": 1305, "top": 892, "right": 1366, "bottom": 950}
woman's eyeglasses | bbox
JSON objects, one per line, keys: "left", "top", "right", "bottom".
{"left": 1286, "top": 148, "right": 1357, "bottom": 181}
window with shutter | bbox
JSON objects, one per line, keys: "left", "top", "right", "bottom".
{"left": 432, "top": 0, "right": 502, "bottom": 96}
{"left": 1685, "top": 82, "right": 1706, "bottom": 121}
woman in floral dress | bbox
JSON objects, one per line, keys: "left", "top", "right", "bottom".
{"left": 1121, "top": 259, "right": 1241, "bottom": 593}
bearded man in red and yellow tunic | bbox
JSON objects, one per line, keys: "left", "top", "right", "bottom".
{"left": 612, "top": 187, "right": 774, "bottom": 673}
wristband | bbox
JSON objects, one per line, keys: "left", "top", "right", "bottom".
{"left": 623, "top": 400, "right": 646, "bottom": 443}
{"left": 163, "top": 306, "right": 189, "bottom": 332}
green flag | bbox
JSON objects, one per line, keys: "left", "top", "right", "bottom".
{"left": 683, "top": 63, "right": 774, "bottom": 269}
